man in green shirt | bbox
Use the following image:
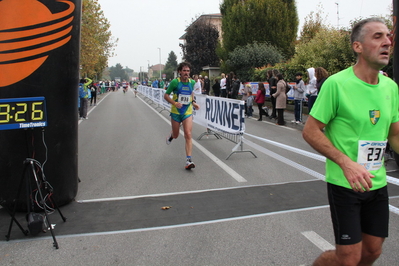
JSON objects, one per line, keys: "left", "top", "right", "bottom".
{"left": 164, "top": 62, "right": 200, "bottom": 169}
{"left": 303, "top": 18, "right": 399, "bottom": 265}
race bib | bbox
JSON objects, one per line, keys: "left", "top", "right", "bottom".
{"left": 357, "top": 140, "right": 387, "bottom": 171}
{"left": 178, "top": 94, "right": 191, "bottom": 105}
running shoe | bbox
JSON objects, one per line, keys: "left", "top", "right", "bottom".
{"left": 185, "top": 160, "right": 195, "bottom": 170}
{"left": 166, "top": 135, "right": 173, "bottom": 145}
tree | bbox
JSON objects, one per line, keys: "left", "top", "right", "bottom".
{"left": 80, "top": 0, "right": 117, "bottom": 80}
{"left": 299, "top": 7, "right": 327, "bottom": 43}
{"left": 109, "top": 63, "right": 128, "bottom": 81}
{"left": 220, "top": 0, "right": 298, "bottom": 59}
{"left": 180, "top": 20, "right": 220, "bottom": 75}
{"left": 226, "top": 42, "right": 283, "bottom": 81}
{"left": 290, "top": 27, "right": 355, "bottom": 75}
{"left": 163, "top": 51, "right": 178, "bottom": 80}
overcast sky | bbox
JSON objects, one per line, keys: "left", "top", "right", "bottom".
{"left": 97, "top": 0, "right": 393, "bottom": 73}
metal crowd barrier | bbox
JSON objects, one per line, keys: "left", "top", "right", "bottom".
{"left": 197, "top": 129, "right": 256, "bottom": 160}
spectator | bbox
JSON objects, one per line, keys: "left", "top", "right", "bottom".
{"left": 292, "top": 72, "right": 305, "bottom": 124}
{"left": 159, "top": 79, "right": 165, "bottom": 89}
{"left": 203, "top": 76, "right": 210, "bottom": 95}
{"left": 193, "top": 75, "right": 202, "bottom": 95}
{"left": 226, "top": 72, "right": 234, "bottom": 98}
{"left": 79, "top": 77, "right": 92, "bottom": 120}
{"left": 254, "top": 82, "right": 266, "bottom": 121}
{"left": 220, "top": 73, "right": 227, "bottom": 97}
{"left": 89, "top": 82, "right": 98, "bottom": 106}
{"left": 273, "top": 74, "right": 287, "bottom": 125}
{"left": 240, "top": 84, "right": 251, "bottom": 115}
{"left": 212, "top": 78, "right": 221, "bottom": 97}
{"left": 306, "top": 67, "right": 318, "bottom": 113}
{"left": 152, "top": 79, "right": 158, "bottom": 88}
{"left": 268, "top": 70, "right": 278, "bottom": 119}
{"left": 315, "top": 67, "right": 329, "bottom": 94}
{"left": 231, "top": 75, "right": 240, "bottom": 99}
{"left": 246, "top": 90, "right": 254, "bottom": 118}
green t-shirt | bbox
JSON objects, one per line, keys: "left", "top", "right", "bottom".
{"left": 310, "top": 67, "right": 399, "bottom": 190}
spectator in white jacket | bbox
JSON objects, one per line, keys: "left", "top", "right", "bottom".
{"left": 307, "top": 67, "right": 318, "bottom": 113}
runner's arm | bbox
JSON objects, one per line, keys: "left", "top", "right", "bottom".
{"left": 388, "top": 121, "right": 399, "bottom": 153}
{"left": 303, "top": 116, "right": 374, "bottom": 192}
{"left": 164, "top": 91, "right": 182, "bottom": 109}
{"left": 192, "top": 92, "right": 199, "bottom": 110}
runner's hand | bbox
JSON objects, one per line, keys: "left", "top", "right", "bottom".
{"left": 342, "top": 159, "right": 374, "bottom": 192}
{"left": 193, "top": 102, "right": 200, "bottom": 110}
{"left": 174, "top": 102, "right": 182, "bottom": 109}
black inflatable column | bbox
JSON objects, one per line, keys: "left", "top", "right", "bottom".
{"left": 0, "top": 0, "right": 82, "bottom": 208}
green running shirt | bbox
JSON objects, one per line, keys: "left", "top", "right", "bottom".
{"left": 310, "top": 67, "right": 399, "bottom": 190}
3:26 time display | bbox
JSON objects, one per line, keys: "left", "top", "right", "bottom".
{"left": 0, "top": 97, "right": 47, "bottom": 130}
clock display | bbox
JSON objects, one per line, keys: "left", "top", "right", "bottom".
{"left": 0, "top": 97, "right": 47, "bottom": 130}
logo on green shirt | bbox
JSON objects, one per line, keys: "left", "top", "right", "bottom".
{"left": 369, "top": 110, "right": 380, "bottom": 125}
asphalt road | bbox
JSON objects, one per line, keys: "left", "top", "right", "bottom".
{"left": 1, "top": 88, "right": 399, "bottom": 266}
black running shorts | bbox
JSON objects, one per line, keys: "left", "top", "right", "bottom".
{"left": 327, "top": 183, "right": 389, "bottom": 245}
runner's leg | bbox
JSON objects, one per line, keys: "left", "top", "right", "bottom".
{"left": 182, "top": 116, "right": 193, "bottom": 157}
{"left": 170, "top": 118, "right": 181, "bottom": 139}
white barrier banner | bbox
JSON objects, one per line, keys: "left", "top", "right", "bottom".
{"left": 139, "top": 85, "right": 245, "bottom": 134}
{"left": 194, "top": 95, "right": 245, "bottom": 134}
{"left": 160, "top": 89, "right": 171, "bottom": 109}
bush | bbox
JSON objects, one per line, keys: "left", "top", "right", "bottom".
{"left": 226, "top": 42, "right": 284, "bottom": 81}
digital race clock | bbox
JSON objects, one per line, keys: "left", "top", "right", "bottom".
{"left": 0, "top": 97, "right": 47, "bottom": 130}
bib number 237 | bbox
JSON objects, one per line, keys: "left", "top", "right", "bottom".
{"left": 357, "top": 140, "right": 387, "bottom": 171}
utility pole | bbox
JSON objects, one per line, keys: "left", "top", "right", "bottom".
{"left": 335, "top": 2, "right": 340, "bottom": 28}
{"left": 158, "top": 48, "right": 162, "bottom": 79}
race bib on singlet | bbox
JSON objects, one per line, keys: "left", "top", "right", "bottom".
{"left": 357, "top": 140, "right": 387, "bottom": 171}
{"left": 177, "top": 83, "right": 192, "bottom": 105}
{"left": 178, "top": 94, "right": 191, "bottom": 105}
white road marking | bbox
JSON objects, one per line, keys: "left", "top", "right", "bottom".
{"left": 389, "top": 204, "right": 399, "bottom": 215}
{"left": 0, "top": 205, "right": 329, "bottom": 243}
{"left": 77, "top": 179, "right": 321, "bottom": 203}
{"left": 301, "top": 231, "right": 335, "bottom": 251}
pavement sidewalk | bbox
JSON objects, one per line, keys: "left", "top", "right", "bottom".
{"left": 251, "top": 104, "right": 308, "bottom": 131}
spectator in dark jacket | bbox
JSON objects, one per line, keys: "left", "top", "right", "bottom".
{"left": 203, "top": 76, "right": 210, "bottom": 95}
{"left": 231, "top": 75, "right": 240, "bottom": 99}
{"left": 212, "top": 78, "right": 221, "bottom": 97}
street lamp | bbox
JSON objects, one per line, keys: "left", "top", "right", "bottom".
{"left": 335, "top": 2, "right": 340, "bottom": 28}
{"left": 158, "top": 48, "right": 162, "bottom": 79}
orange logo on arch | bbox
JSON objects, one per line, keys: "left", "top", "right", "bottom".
{"left": 0, "top": 0, "right": 75, "bottom": 87}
